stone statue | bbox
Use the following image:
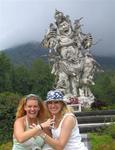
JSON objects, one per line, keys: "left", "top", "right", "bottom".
{"left": 41, "top": 10, "right": 102, "bottom": 107}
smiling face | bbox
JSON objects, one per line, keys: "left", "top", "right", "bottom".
{"left": 47, "top": 101, "right": 64, "bottom": 115}
{"left": 24, "top": 99, "right": 40, "bottom": 119}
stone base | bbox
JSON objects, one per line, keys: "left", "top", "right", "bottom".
{"left": 63, "top": 94, "right": 95, "bottom": 109}
{"left": 78, "top": 96, "right": 95, "bottom": 108}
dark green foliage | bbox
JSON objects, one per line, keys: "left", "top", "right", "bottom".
{"left": 12, "top": 65, "right": 31, "bottom": 95}
{"left": 0, "top": 52, "right": 13, "bottom": 92}
{"left": 0, "top": 52, "right": 54, "bottom": 97}
{"left": 0, "top": 92, "right": 21, "bottom": 144}
{"left": 91, "top": 100, "right": 107, "bottom": 110}
{"left": 30, "top": 59, "right": 54, "bottom": 99}
{"left": 91, "top": 71, "right": 115, "bottom": 104}
{"left": 102, "top": 123, "right": 115, "bottom": 139}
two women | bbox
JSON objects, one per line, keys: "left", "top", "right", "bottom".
{"left": 13, "top": 91, "right": 88, "bottom": 150}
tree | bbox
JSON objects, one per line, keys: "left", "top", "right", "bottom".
{"left": 0, "top": 52, "right": 12, "bottom": 92}
{"left": 12, "top": 65, "right": 31, "bottom": 95}
{"left": 0, "top": 92, "right": 21, "bottom": 143}
{"left": 91, "top": 72, "right": 115, "bottom": 104}
{"left": 30, "top": 59, "right": 54, "bottom": 99}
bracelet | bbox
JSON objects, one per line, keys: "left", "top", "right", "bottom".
{"left": 36, "top": 124, "right": 42, "bottom": 130}
{"left": 39, "top": 124, "right": 43, "bottom": 130}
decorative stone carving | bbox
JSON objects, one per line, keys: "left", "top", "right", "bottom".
{"left": 41, "top": 10, "right": 102, "bottom": 108}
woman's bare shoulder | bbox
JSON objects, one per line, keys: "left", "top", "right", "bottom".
{"left": 62, "top": 113, "right": 76, "bottom": 127}
{"left": 64, "top": 113, "right": 75, "bottom": 122}
{"left": 14, "top": 116, "right": 25, "bottom": 125}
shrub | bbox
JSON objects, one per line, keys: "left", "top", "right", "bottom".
{"left": 102, "top": 123, "right": 115, "bottom": 139}
{"left": 91, "top": 100, "right": 107, "bottom": 110}
{"left": 0, "top": 92, "right": 21, "bottom": 143}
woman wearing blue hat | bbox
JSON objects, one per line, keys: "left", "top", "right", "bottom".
{"left": 41, "top": 89, "right": 88, "bottom": 150}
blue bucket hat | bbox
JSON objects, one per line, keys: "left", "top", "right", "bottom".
{"left": 46, "top": 89, "right": 66, "bottom": 103}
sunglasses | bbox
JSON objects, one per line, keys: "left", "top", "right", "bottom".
{"left": 47, "top": 101, "right": 61, "bottom": 105}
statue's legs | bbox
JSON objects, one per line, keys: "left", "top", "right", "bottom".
{"left": 71, "top": 76, "right": 79, "bottom": 97}
{"left": 56, "top": 72, "right": 70, "bottom": 94}
{"left": 81, "top": 85, "right": 92, "bottom": 97}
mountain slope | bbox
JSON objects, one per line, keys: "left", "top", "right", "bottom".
{"left": 2, "top": 42, "right": 115, "bottom": 70}
{"left": 3, "top": 42, "right": 48, "bottom": 67}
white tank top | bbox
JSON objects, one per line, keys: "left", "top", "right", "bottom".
{"left": 51, "top": 113, "right": 88, "bottom": 150}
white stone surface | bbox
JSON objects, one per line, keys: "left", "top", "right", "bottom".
{"left": 42, "top": 10, "right": 102, "bottom": 108}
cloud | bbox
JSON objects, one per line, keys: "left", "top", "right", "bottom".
{"left": 0, "top": 0, "right": 115, "bottom": 56}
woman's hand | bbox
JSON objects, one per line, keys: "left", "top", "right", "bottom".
{"left": 41, "top": 117, "right": 55, "bottom": 129}
{"left": 29, "top": 117, "right": 55, "bottom": 130}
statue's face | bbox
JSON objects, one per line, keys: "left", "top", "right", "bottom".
{"left": 58, "top": 21, "right": 71, "bottom": 36}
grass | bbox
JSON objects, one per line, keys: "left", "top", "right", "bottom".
{"left": 89, "top": 133, "right": 115, "bottom": 150}
{"left": 0, "top": 141, "right": 12, "bottom": 150}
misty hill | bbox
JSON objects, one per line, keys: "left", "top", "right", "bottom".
{"left": 3, "top": 42, "right": 49, "bottom": 67}
{"left": 95, "top": 56, "right": 115, "bottom": 70}
{"left": 2, "top": 42, "right": 115, "bottom": 70}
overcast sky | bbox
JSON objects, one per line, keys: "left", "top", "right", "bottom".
{"left": 0, "top": 0, "right": 115, "bottom": 56}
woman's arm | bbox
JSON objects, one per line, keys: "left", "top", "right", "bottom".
{"left": 14, "top": 118, "right": 51, "bottom": 143}
{"left": 41, "top": 115, "right": 76, "bottom": 150}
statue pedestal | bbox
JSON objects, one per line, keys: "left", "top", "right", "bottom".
{"left": 64, "top": 94, "right": 81, "bottom": 112}
{"left": 64, "top": 94, "right": 94, "bottom": 109}
{"left": 68, "top": 104, "right": 82, "bottom": 112}
{"left": 78, "top": 96, "right": 94, "bottom": 108}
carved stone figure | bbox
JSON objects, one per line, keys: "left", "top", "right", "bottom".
{"left": 41, "top": 10, "right": 102, "bottom": 107}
